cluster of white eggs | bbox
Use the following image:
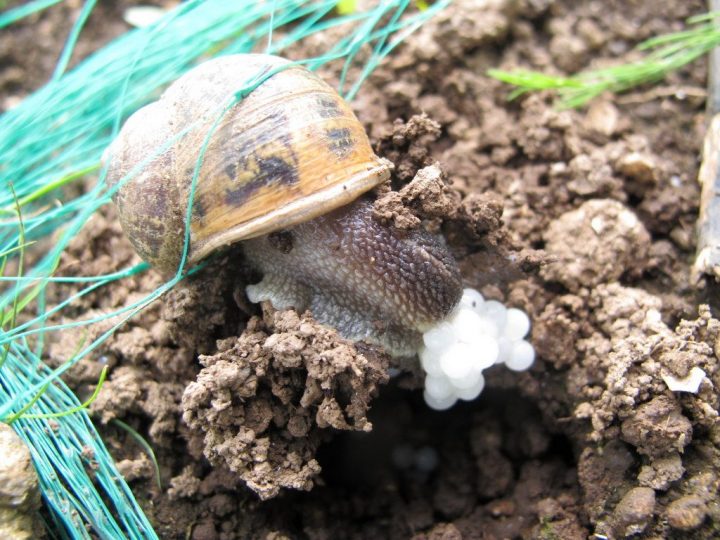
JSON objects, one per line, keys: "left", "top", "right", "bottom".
{"left": 419, "top": 288, "right": 535, "bottom": 410}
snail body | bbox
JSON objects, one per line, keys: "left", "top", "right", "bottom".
{"left": 244, "top": 198, "right": 462, "bottom": 355}
{"left": 106, "top": 54, "right": 463, "bottom": 355}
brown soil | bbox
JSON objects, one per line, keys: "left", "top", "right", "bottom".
{"left": 5, "top": 0, "right": 720, "bottom": 538}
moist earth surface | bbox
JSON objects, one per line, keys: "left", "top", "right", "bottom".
{"left": 4, "top": 0, "right": 719, "bottom": 539}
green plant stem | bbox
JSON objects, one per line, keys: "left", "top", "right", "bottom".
{"left": 488, "top": 11, "right": 720, "bottom": 108}
{"left": 111, "top": 419, "right": 163, "bottom": 490}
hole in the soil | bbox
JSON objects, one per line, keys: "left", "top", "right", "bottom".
{"left": 315, "top": 380, "right": 572, "bottom": 494}
{"left": 696, "top": 281, "right": 720, "bottom": 315}
{"left": 626, "top": 192, "right": 643, "bottom": 207}
{"left": 545, "top": 432, "right": 576, "bottom": 468}
{"left": 542, "top": 280, "right": 568, "bottom": 296}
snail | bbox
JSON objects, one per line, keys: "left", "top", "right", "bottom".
{"left": 106, "top": 54, "right": 536, "bottom": 409}
{"left": 105, "top": 54, "right": 464, "bottom": 357}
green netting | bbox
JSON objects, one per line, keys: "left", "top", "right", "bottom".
{"left": 0, "top": 0, "right": 449, "bottom": 537}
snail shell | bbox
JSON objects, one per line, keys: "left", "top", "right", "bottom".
{"left": 105, "top": 54, "right": 391, "bottom": 273}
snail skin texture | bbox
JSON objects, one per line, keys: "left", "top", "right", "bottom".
{"left": 244, "top": 198, "right": 463, "bottom": 357}
{"left": 105, "top": 54, "right": 535, "bottom": 410}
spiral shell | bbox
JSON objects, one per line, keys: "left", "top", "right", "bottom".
{"left": 105, "top": 54, "right": 390, "bottom": 273}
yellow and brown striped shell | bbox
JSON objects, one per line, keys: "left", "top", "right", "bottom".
{"left": 105, "top": 54, "right": 391, "bottom": 273}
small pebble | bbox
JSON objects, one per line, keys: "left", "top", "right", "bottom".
{"left": 0, "top": 423, "right": 41, "bottom": 539}
{"left": 123, "top": 5, "right": 167, "bottom": 28}
{"left": 662, "top": 367, "right": 706, "bottom": 394}
{"left": 613, "top": 487, "right": 655, "bottom": 536}
{"left": 666, "top": 495, "right": 707, "bottom": 530}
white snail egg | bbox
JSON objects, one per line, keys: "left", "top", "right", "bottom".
{"left": 504, "top": 308, "right": 531, "bottom": 341}
{"left": 424, "top": 374, "right": 455, "bottom": 400}
{"left": 418, "top": 288, "right": 535, "bottom": 409}
{"left": 471, "top": 334, "right": 500, "bottom": 370}
{"left": 419, "top": 347, "right": 444, "bottom": 377}
{"left": 439, "top": 342, "right": 476, "bottom": 380}
{"left": 455, "top": 374, "right": 485, "bottom": 401}
{"left": 414, "top": 446, "right": 439, "bottom": 472}
{"left": 506, "top": 340, "right": 535, "bottom": 371}
{"left": 483, "top": 300, "right": 508, "bottom": 330}
{"left": 448, "top": 365, "right": 484, "bottom": 390}
{"left": 459, "top": 288, "right": 485, "bottom": 313}
{"left": 423, "top": 390, "right": 458, "bottom": 411}
{"left": 422, "top": 321, "right": 456, "bottom": 351}
{"left": 449, "top": 308, "right": 487, "bottom": 344}
{"left": 495, "top": 336, "right": 513, "bottom": 365}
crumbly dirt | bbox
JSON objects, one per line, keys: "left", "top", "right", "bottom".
{"left": 181, "top": 308, "right": 389, "bottom": 500}
{"left": 6, "top": 0, "right": 720, "bottom": 538}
